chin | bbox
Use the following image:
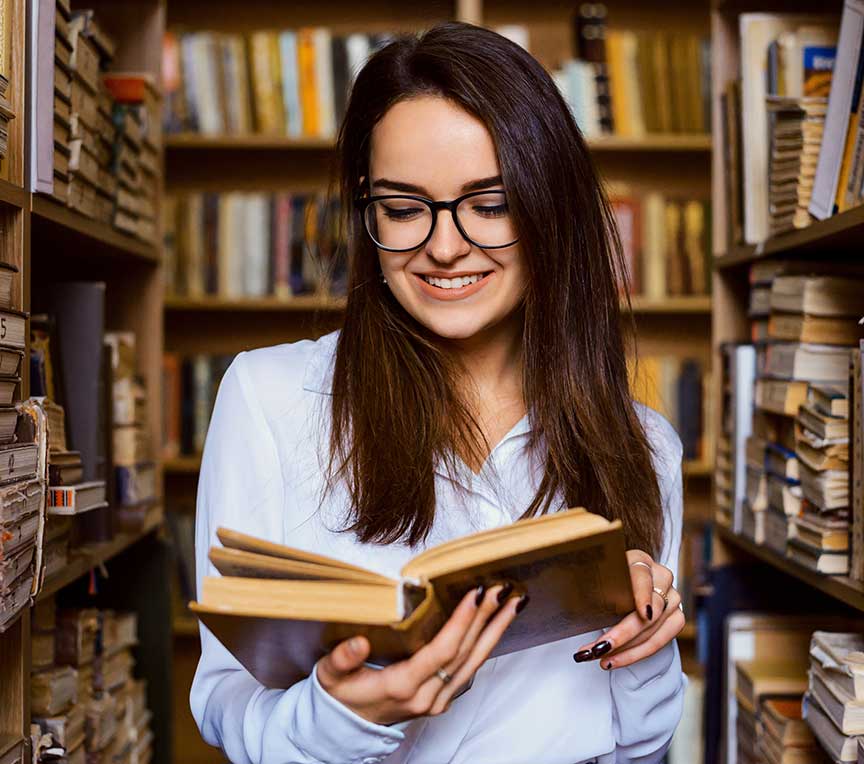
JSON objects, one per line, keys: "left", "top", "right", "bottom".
{"left": 412, "top": 310, "right": 501, "bottom": 342}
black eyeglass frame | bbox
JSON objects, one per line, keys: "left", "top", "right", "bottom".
{"left": 354, "top": 189, "right": 520, "bottom": 253}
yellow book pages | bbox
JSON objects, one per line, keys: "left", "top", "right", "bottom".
{"left": 297, "top": 28, "right": 319, "bottom": 137}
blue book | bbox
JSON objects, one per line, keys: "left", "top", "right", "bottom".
{"left": 279, "top": 31, "right": 303, "bottom": 137}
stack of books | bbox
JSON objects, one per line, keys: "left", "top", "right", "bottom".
{"left": 30, "top": 600, "right": 154, "bottom": 764}
{"left": 759, "top": 698, "right": 823, "bottom": 764}
{"left": 765, "top": 96, "right": 828, "bottom": 235}
{"left": 744, "top": 266, "right": 864, "bottom": 570}
{"left": 65, "top": 9, "right": 116, "bottom": 220}
{"left": 608, "top": 190, "right": 711, "bottom": 300}
{"left": 734, "top": 658, "right": 809, "bottom": 764}
{"left": 163, "top": 191, "right": 345, "bottom": 300}
{"left": 163, "top": 28, "right": 391, "bottom": 139}
{"left": 790, "top": 385, "right": 851, "bottom": 574}
{"left": 804, "top": 631, "right": 864, "bottom": 762}
{"left": 560, "top": 10, "right": 711, "bottom": 138}
{"left": 102, "top": 74, "right": 161, "bottom": 243}
{"left": 105, "top": 332, "right": 156, "bottom": 532}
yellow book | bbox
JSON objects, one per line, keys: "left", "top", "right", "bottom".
{"left": 297, "top": 28, "right": 319, "bottom": 137}
{"left": 606, "top": 31, "right": 631, "bottom": 137}
{"left": 267, "top": 31, "right": 286, "bottom": 135}
{"left": 191, "top": 508, "right": 635, "bottom": 689}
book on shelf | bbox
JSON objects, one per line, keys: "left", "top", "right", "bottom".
{"left": 191, "top": 507, "right": 634, "bottom": 688}
{"left": 810, "top": 0, "right": 864, "bottom": 220}
{"left": 852, "top": 340, "right": 864, "bottom": 580}
{"left": 163, "top": 191, "right": 346, "bottom": 300}
{"left": 608, "top": 189, "right": 711, "bottom": 299}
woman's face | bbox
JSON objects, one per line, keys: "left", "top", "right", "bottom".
{"left": 367, "top": 96, "right": 526, "bottom": 342}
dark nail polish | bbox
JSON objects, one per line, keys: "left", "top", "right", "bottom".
{"left": 573, "top": 650, "right": 593, "bottom": 663}
{"left": 592, "top": 640, "right": 612, "bottom": 658}
{"left": 603, "top": 661, "right": 613, "bottom": 670}
{"left": 474, "top": 584, "right": 486, "bottom": 606}
{"left": 515, "top": 594, "right": 530, "bottom": 614}
{"left": 496, "top": 582, "right": 514, "bottom": 603}
{"left": 646, "top": 604, "right": 653, "bottom": 621}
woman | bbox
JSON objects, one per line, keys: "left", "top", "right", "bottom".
{"left": 191, "top": 21, "right": 686, "bottom": 764}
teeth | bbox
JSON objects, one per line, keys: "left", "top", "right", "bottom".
{"left": 422, "top": 273, "right": 485, "bottom": 289}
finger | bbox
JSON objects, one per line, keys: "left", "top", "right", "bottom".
{"left": 626, "top": 550, "right": 656, "bottom": 622}
{"left": 430, "top": 594, "right": 524, "bottom": 714}
{"left": 606, "top": 588, "right": 682, "bottom": 658}
{"left": 444, "top": 584, "right": 508, "bottom": 673}
{"left": 317, "top": 635, "right": 371, "bottom": 688}
{"left": 598, "top": 608, "right": 685, "bottom": 670}
{"left": 393, "top": 586, "right": 481, "bottom": 691}
{"left": 573, "top": 608, "right": 651, "bottom": 662}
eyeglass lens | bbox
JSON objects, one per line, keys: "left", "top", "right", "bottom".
{"left": 363, "top": 192, "right": 517, "bottom": 250}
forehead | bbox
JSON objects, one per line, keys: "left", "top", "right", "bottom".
{"left": 369, "top": 96, "right": 501, "bottom": 192}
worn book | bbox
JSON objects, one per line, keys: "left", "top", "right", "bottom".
{"left": 770, "top": 276, "right": 864, "bottom": 316}
{"left": 191, "top": 507, "right": 635, "bottom": 688}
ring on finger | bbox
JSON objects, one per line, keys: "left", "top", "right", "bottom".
{"left": 435, "top": 667, "right": 453, "bottom": 684}
{"left": 652, "top": 587, "right": 669, "bottom": 612}
{"left": 629, "top": 561, "right": 652, "bottom": 572}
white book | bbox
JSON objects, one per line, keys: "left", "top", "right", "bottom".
{"left": 231, "top": 194, "right": 247, "bottom": 297}
{"left": 28, "top": 0, "right": 55, "bottom": 193}
{"left": 810, "top": 0, "right": 864, "bottom": 220}
{"left": 345, "top": 33, "right": 371, "bottom": 87}
{"left": 279, "top": 31, "right": 302, "bottom": 138}
{"left": 730, "top": 345, "right": 757, "bottom": 533}
{"left": 196, "top": 33, "right": 223, "bottom": 135}
{"left": 804, "top": 692, "right": 859, "bottom": 761}
{"left": 47, "top": 480, "right": 107, "bottom": 516}
{"left": 313, "top": 28, "right": 335, "bottom": 138}
{"left": 245, "top": 195, "right": 270, "bottom": 297}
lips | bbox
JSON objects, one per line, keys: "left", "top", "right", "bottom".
{"left": 413, "top": 271, "right": 494, "bottom": 301}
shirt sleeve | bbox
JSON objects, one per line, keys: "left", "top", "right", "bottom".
{"left": 609, "top": 412, "right": 688, "bottom": 764}
{"left": 189, "top": 352, "right": 405, "bottom": 764}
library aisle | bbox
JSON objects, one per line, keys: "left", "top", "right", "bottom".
{"left": 1, "top": 0, "right": 862, "bottom": 763}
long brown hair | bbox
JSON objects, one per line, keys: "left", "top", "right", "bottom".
{"left": 326, "top": 21, "right": 663, "bottom": 555}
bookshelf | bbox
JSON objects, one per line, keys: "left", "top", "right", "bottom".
{"left": 160, "top": 1, "right": 714, "bottom": 762}
{"left": 0, "top": 2, "right": 172, "bottom": 763}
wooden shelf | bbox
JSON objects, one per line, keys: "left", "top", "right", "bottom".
{"left": 30, "top": 195, "right": 159, "bottom": 263}
{"left": 164, "top": 456, "right": 201, "bottom": 474}
{"left": 164, "top": 295, "right": 346, "bottom": 312}
{"left": 165, "top": 132, "right": 712, "bottom": 153}
{"left": 165, "top": 133, "right": 334, "bottom": 150}
{"left": 679, "top": 622, "right": 697, "bottom": 641}
{"left": 173, "top": 615, "right": 199, "bottom": 637}
{"left": 716, "top": 204, "right": 864, "bottom": 270}
{"left": 0, "top": 179, "right": 26, "bottom": 209}
{"left": 37, "top": 506, "right": 164, "bottom": 602}
{"left": 714, "top": 524, "right": 864, "bottom": 613}
{"left": 683, "top": 460, "right": 712, "bottom": 477}
{"left": 0, "top": 736, "right": 23, "bottom": 760}
{"left": 628, "top": 295, "right": 712, "bottom": 314}
{"left": 164, "top": 295, "right": 710, "bottom": 314}
{"left": 589, "top": 133, "right": 712, "bottom": 152}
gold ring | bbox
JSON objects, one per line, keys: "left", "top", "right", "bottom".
{"left": 435, "top": 667, "right": 453, "bottom": 684}
{"left": 653, "top": 587, "right": 669, "bottom": 612}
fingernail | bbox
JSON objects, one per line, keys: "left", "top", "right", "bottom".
{"left": 646, "top": 604, "right": 653, "bottom": 621}
{"left": 496, "top": 582, "right": 514, "bottom": 604}
{"left": 475, "top": 584, "right": 486, "bottom": 606}
{"left": 573, "top": 650, "right": 593, "bottom": 663}
{"left": 603, "top": 660, "right": 613, "bottom": 670}
{"left": 515, "top": 594, "right": 530, "bottom": 614}
{"left": 349, "top": 637, "right": 363, "bottom": 655}
{"left": 592, "top": 640, "right": 612, "bottom": 658}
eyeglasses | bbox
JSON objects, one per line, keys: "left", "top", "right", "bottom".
{"left": 355, "top": 190, "right": 519, "bottom": 252}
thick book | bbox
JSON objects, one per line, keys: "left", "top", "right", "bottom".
{"left": 46, "top": 479, "right": 107, "bottom": 515}
{"left": 770, "top": 313, "right": 864, "bottom": 345}
{"left": 771, "top": 276, "right": 864, "bottom": 317}
{"left": 191, "top": 507, "right": 635, "bottom": 689}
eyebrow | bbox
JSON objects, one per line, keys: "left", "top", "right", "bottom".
{"left": 371, "top": 175, "right": 504, "bottom": 195}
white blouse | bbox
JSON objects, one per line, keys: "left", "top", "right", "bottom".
{"left": 190, "top": 330, "right": 687, "bottom": 764}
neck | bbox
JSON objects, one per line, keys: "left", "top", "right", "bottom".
{"left": 441, "top": 309, "right": 525, "bottom": 405}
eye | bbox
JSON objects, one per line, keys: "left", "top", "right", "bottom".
{"left": 381, "top": 202, "right": 426, "bottom": 221}
{"left": 471, "top": 201, "right": 509, "bottom": 218}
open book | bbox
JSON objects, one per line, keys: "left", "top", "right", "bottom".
{"left": 191, "top": 507, "right": 635, "bottom": 688}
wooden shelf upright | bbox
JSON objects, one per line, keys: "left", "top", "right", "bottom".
{"left": 0, "top": 1, "right": 172, "bottom": 762}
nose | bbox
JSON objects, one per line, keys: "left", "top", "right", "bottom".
{"left": 425, "top": 208, "right": 471, "bottom": 263}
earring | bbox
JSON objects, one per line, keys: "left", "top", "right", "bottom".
{"left": 380, "top": 273, "right": 388, "bottom": 285}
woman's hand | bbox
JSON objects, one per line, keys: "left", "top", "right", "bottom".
{"left": 572, "top": 549, "right": 684, "bottom": 670}
{"left": 316, "top": 584, "right": 526, "bottom": 725}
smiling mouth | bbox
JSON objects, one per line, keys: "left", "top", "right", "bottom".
{"left": 418, "top": 272, "right": 492, "bottom": 290}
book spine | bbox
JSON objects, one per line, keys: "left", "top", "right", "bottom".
{"left": 852, "top": 342, "right": 864, "bottom": 580}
